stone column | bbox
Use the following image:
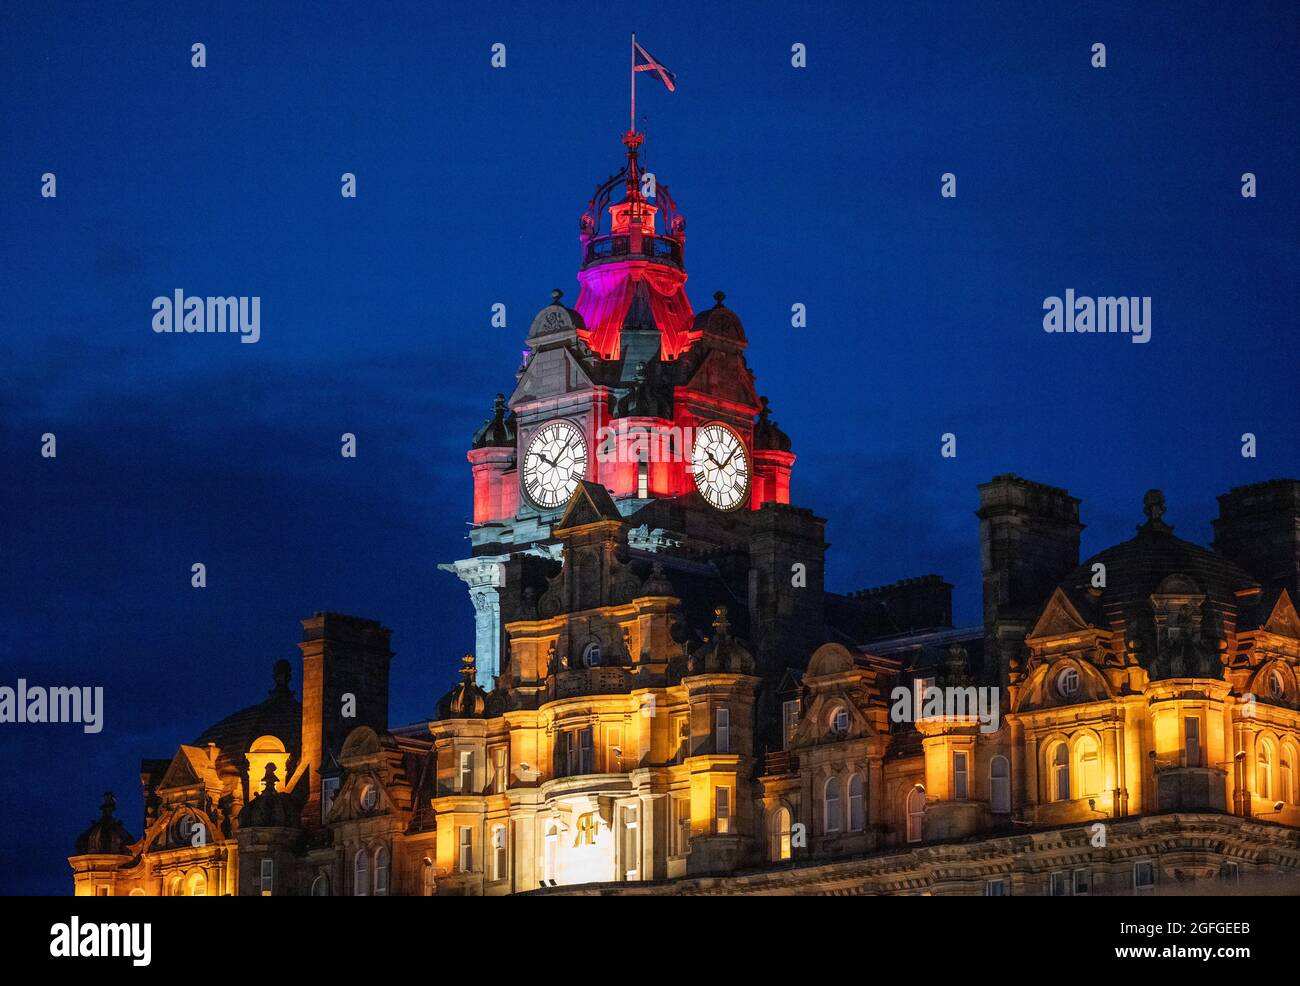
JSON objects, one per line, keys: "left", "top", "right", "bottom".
{"left": 441, "top": 556, "right": 507, "bottom": 689}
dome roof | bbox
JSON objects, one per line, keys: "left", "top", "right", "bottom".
{"left": 74, "top": 792, "right": 134, "bottom": 856}
{"left": 471, "top": 393, "right": 516, "bottom": 449}
{"left": 691, "top": 292, "right": 747, "bottom": 345}
{"left": 687, "top": 606, "right": 755, "bottom": 676}
{"left": 437, "top": 654, "right": 495, "bottom": 719}
{"left": 1060, "top": 491, "right": 1257, "bottom": 613}
{"left": 753, "top": 396, "right": 792, "bottom": 452}
{"left": 194, "top": 660, "right": 301, "bottom": 766}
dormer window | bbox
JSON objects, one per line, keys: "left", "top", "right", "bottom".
{"left": 1057, "top": 667, "right": 1080, "bottom": 698}
{"left": 582, "top": 642, "right": 602, "bottom": 668}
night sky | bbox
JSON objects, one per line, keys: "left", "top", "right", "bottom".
{"left": 2, "top": 1, "right": 1297, "bottom": 894}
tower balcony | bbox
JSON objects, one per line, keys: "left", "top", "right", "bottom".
{"left": 582, "top": 231, "right": 683, "bottom": 270}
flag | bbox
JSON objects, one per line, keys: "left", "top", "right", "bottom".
{"left": 633, "top": 39, "right": 677, "bottom": 92}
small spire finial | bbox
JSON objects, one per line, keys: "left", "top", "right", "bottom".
{"left": 262, "top": 761, "right": 279, "bottom": 794}
{"left": 1141, "top": 489, "right": 1172, "bottom": 531}
{"left": 271, "top": 659, "right": 291, "bottom": 694}
{"left": 712, "top": 605, "right": 730, "bottom": 636}
{"left": 551, "top": 288, "right": 563, "bottom": 305}
{"left": 460, "top": 654, "right": 477, "bottom": 680}
{"left": 100, "top": 792, "right": 117, "bottom": 819}
{"left": 713, "top": 290, "right": 726, "bottom": 307}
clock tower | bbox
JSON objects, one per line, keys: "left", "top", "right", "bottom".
{"left": 443, "top": 128, "right": 821, "bottom": 708}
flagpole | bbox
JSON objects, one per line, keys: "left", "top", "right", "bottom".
{"left": 630, "top": 32, "right": 636, "bottom": 133}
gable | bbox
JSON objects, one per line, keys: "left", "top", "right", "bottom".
{"left": 1263, "top": 590, "right": 1300, "bottom": 640}
{"left": 1028, "top": 588, "right": 1093, "bottom": 640}
{"left": 158, "top": 746, "right": 214, "bottom": 791}
{"left": 509, "top": 346, "right": 595, "bottom": 404}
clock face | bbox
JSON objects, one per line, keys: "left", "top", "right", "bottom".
{"left": 522, "top": 419, "right": 588, "bottom": 509}
{"left": 690, "top": 422, "right": 750, "bottom": 511}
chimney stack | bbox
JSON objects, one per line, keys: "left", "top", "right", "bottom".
{"left": 1214, "top": 479, "right": 1300, "bottom": 606}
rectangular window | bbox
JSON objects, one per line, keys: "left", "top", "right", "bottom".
{"left": 1073, "top": 869, "right": 1090, "bottom": 896}
{"left": 459, "top": 750, "right": 473, "bottom": 793}
{"left": 492, "top": 825, "right": 507, "bottom": 881}
{"left": 622, "top": 805, "right": 639, "bottom": 880}
{"left": 493, "top": 747, "right": 508, "bottom": 794}
{"left": 674, "top": 715, "right": 690, "bottom": 764}
{"left": 953, "top": 751, "right": 968, "bottom": 800}
{"left": 782, "top": 700, "right": 800, "bottom": 750}
{"left": 1134, "top": 861, "right": 1155, "bottom": 890}
{"left": 95, "top": 885, "right": 110, "bottom": 897}
{"left": 578, "top": 727, "right": 594, "bottom": 774}
{"left": 321, "top": 776, "right": 339, "bottom": 823}
{"left": 984, "top": 878, "right": 1007, "bottom": 897}
{"left": 672, "top": 796, "right": 691, "bottom": 856}
{"left": 1220, "top": 861, "right": 1240, "bottom": 884}
{"left": 715, "top": 786, "right": 731, "bottom": 834}
{"left": 458, "top": 827, "right": 473, "bottom": 873}
{"left": 260, "top": 858, "right": 274, "bottom": 896}
{"left": 1185, "top": 716, "right": 1201, "bottom": 767}
{"left": 1050, "top": 871, "right": 1069, "bottom": 897}
{"left": 608, "top": 727, "right": 623, "bottom": 772}
{"left": 716, "top": 708, "right": 730, "bottom": 754}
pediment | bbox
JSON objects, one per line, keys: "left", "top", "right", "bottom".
{"left": 683, "top": 350, "right": 759, "bottom": 412}
{"left": 1028, "top": 588, "right": 1093, "bottom": 640}
{"left": 1262, "top": 590, "right": 1300, "bottom": 640}
{"left": 509, "top": 346, "right": 595, "bottom": 404}
{"left": 554, "top": 480, "right": 623, "bottom": 532}
{"left": 158, "top": 745, "right": 215, "bottom": 792}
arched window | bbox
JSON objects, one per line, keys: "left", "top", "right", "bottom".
{"left": 990, "top": 755, "right": 1011, "bottom": 813}
{"left": 1057, "top": 667, "right": 1080, "bottom": 697}
{"left": 373, "top": 845, "right": 389, "bottom": 896}
{"left": 1077, "top": 735, "right": 1101, "bottom": 796}
{"left": 354, "top": 848, "right": 370, "bottom": 896}
{"left": 1051, "top": 742, "right": 1071, "bottom": 802}
{"left": 166, "top": 874, "right": 183, "bottom": 897}
{"left": 1269, "top": 669, "right": 1286, "bottom": 700}
{"left": 823, "top": 775, "right": 842, "bottom": 833}
{"left": 769, "top": 806, "right": 792, "bottom": 861}
{"left": 543, "top": 824, "right": 559, "bottom": 884}
{"left": 582, "top": 641, "right": 601, "bottom": 668}
{"left": 1258, "top": 740, "right": 1274, "bottom": 800}
{"left": 491, "top": 824, "right": 508, "bottom": 881}
{"left": 184, "top": 870, "right": 207, "bottom": 897}
{"left": 847, "top": 774, "right": 865, "bottom": 832}
{"left": 905, "top": 787, "right": 925, "bottom": 843}
{"left": 359, "top": 783, "right": 379, "bottom": 812}
{"left": 310, "top": 874, "right": 330, "bottom": 896}
{"left": 1283, "top": 743, "right": 1298, "bottom": 805}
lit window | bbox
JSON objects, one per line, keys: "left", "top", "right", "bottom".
{"left": 1259, "top": 740, "right": 1274, "bottom": 799}
{"left": 953, "top": 752, "right": 968, "bottom": 800}
{"left": 905, "top": 787, "right": 925, "bottom": 843}
{"left": 459, "top": 751, "right": 473, "bottom": 793}
{"left": 608, "top": 727, "right": 623, "bottom": 772}
{"left": 1283, "top": 745, "right": 1297, "bottom": 805}
{"left": 183, "top": 871, "right": 207, "bottom": 897}
{"left": 672, "top": 797, "right": 691, "bottom": 856}
{"left": 260, "top": 858, "right": 274, "bottom": 896}
{"left": 1057, "top": 667, "right": 1080, "bottom": 697}
{"left": 353, "top": 849, "right": 369, "bottom": 896}
{"left": 823, "top": 775, "right": 842, "bottom": 833}
{"left": 782, "top": 700, "right": 800, "bottom": 750}
{"left": 716, "top": 787, "right": 731, "bottom": 834}
{"left": 543, "top": 824, "right": 559, "bottom": 884}
{"left": 491, "top": 825, "right": 507, "bottom": 881}
{"left": 770, "top": 806, "right": 792, "bottom": 860}
{"left": 1052, "top": 742, "right": 1070, "bottom": 801}
{"left": 458, "top": 827, "right": 472, "bottom": 873}
{"left": 848, "top": 774, "right": 865, "bottom": 831}
{"left": 990, "top": 756, "right": 1010, "bottom": 813}
{"left": 493, "top": 747, "right": 508, "bottom": 794}
{"left": 716, "top": 708, "right": 730, "bottom": 754}
{"left": 1078, "top": 735, "right": 1101, "bottom": 795}
{"left": 621, "top": 806, "right": 639, "bottom": 880}
{"left": 373, "top": 845, "right": 389, "bottom": 896}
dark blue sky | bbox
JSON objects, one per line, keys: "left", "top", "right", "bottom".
{"left": 2, "top": 1, "right": 1296, "bottom": 893}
